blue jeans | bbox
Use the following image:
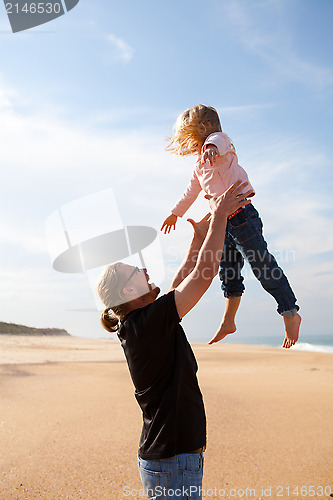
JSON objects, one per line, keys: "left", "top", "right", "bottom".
{"left": 220, "top": 204, "right": 299, "bottom": 316}
{"left": 138, "top": 453, "right": 204, "bottom": 499}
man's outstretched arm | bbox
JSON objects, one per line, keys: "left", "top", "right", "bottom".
{"left": 169, "top": 213, "right": 211, "bottom": 290}
{"left": 173, "top": 181, "right": 252, "bottom": 319}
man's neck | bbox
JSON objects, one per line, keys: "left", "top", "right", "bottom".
{"left": 125, "top": 288, "right": 161, "bottom": 315}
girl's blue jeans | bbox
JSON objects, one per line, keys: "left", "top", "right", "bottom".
{"left": 138, "top": 452, "right": 204, "bottom": 499}
{"left": 220, "top": 203, "right": 299, "bottom": 316}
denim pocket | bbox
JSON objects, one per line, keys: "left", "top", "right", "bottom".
{"left": 185, "top": 454, "right": 202, "bottom": 473}
{"left": 229, "top": 204, "right": 259, "bottom": 228}
{"left": 138, "top": 459, "right": 171, "bottom": 498}
{"left": 182, "top": 454, "right": 204, "bottom": 499}
{"left": 228, "top": 212, "right": 247, "bottom": 229}
{"left": 228, "top": 206, "right": 263, "bottom": 245}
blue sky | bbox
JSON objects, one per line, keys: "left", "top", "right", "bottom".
{"left": 0, "top": 0, "right": 332, "bottom": 343}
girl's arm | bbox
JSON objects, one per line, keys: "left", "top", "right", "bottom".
{"left": 169, "top": 169, "right": 202, "bottom": 218}
{"left": 202, "top": 133, "right": 230, "bottom": 157}
{"left": 161, "top": 169, "right": 202, "bottom": 234}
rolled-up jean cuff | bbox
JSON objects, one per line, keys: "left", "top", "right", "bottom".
{"left": 279, "top": 306, "right": 299, "bottom": 318}
{"left": 224, "top": 292, "right": 243, "bottom": 298}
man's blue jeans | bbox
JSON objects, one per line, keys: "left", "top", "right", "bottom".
{"left": 220, "top": 204, "right": 299, "bottom": 316}
{"left": 138, "top": 452, "right": 204, "bottom": 499}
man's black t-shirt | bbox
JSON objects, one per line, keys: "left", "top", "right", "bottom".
{"left": 118, "top": 290, "right": 206, "bottom": 460}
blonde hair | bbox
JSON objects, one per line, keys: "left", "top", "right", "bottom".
{"left": 166, "top": 105, "right": 222, "bottom": 156}
{"left": 97, "top": 262, "right": 131, "bottom": 333}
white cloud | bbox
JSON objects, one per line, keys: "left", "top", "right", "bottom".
{"left": 219, "top": 103, "right": 275, "bottom": 115}
{"left": 0, "top": 76, "right": 16, "bottom": 111}
{"left": 222, "top": 0, "right": 333, "bottom": 91}
{"left": 0, "top": 219, "right": 47, "bottom": 254}
{"left": 239, "top": 133, "right": 333, "bottom": 261}
{"left": 0, "top": 88, "right": 12, "bottom": 111}
{"left": 105, "top": 33, "right": 134, "bottom": 63}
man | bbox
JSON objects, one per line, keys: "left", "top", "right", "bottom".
{"left": 97, "top": 181, "right": 251, "bottom": 500}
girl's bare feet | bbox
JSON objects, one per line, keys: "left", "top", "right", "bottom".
{"left": 208, "top": 320, "right": 236, "bottom": 344}
{"left": 282, "top": 313, "right": 301, "bottom": 349}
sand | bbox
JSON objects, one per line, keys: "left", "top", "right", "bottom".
{"left": 0, "top": 335, "right": 332, "bottom": 500}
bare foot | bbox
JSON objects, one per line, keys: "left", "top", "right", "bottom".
{"left": 208, "top": 321, "right": 236, "bottom": 345}
{"left": 282, "top": 313, "right": 301, "bottom": 349}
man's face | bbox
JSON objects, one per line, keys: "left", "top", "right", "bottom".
{"left": 120, "top": 264, "right": 160, "bottom": 303}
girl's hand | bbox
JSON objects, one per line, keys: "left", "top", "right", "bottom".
{"left": 161, "top": 213, "right": 178, "bottom": 234}
{"left": 201, "top": 145, "right": 219, "bottom": 166}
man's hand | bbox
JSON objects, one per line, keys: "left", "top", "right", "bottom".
{"left": 206, "top": 181, "right": 253, "bottom": 218}
{"left": 161, "top": 213, "right": 178, "bottom": 234}
{"left": 187, "top": 213, "right": 211, "bottom": 242}
{"left": 201, "top": 145, "right": 219, "bottom": 166}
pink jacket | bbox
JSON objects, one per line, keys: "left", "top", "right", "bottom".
{"left": 171, "top": 132, "right": 255, "bottom": 217}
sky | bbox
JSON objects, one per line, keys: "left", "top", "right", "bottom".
{"left": 0, "top": 0, "right": 332, "bottom": 344}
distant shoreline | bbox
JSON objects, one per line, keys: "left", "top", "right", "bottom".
{"left": 0, "top": 321, "right": 70, "bottom": 336}
{"left": 0, "top": 332, "right": 70, "bottom": 336}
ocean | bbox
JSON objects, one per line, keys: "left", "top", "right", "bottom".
{"left": 219, "top": 334, "right": 333, "bottom": 353}
{"left": 100, "top": 330, "right": 333, "bottom": 353}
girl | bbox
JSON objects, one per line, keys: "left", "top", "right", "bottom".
{"left": 161, "top": 105, "right": 301, "bottom": 349}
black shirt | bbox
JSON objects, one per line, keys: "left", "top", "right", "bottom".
{"left": 118, "top": 290, "right": 206, "bottom": 460}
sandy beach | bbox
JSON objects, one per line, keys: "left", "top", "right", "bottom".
{"left": 0, "top": 335, "right": 332, "bottom": 500}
